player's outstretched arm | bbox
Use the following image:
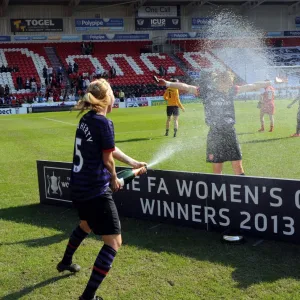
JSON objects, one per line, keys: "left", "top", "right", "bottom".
{"left": 237, "top": 77, "right": 286, "bottom": 94}
{"left": 155, "top": 76, "right": 198, "bottom": 95}
{"left": 113, "top": 146, "right": 147, "bottom": 169}
{"left": 237, "top": 81, "right": 271, "bottom": 94}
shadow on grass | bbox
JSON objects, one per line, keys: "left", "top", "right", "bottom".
{"left": 237, "top": 132, "right": 256, "bottom": 136}
{"left": 115, "top": 137, "right": 163, "bottom": 143}
{"left": 2, "top": 274, "right": 73, "bottom": 300}
{"left": 1, "top": 203, "right": 300, "bottom": 290}
{"left": 241, "top": 136, "right": 291, "bottom": 144}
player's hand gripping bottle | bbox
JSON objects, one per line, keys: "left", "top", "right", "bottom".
{"left": 117, "top": 166, "right": 147, "bottom": 187}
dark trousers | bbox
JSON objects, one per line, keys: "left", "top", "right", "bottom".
{"left": 297, "top": 110, "right": 300, "bottom": 134}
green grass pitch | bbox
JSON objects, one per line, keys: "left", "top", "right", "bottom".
{"left": 1, "top": 100, "right": 300, "bottom": 300}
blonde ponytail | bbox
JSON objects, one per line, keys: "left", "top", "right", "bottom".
{"left": 74, "top": 79, "right": 111, "bottom": 117}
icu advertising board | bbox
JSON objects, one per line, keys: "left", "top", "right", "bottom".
{"left": 135, "top": 17, "right": 181, "bottom": 31}
{"left": 137, "top": 6, "right": 179, "bottom": 17}
{"left": 75, "top": 19, "right": 124, "bottom": 31}
{"left": 37, "top": 160, "right": 300, "bottom": 244}
{"left": 10, "top": 19, "right": 63, "bottom": 32}
{"left": 191, "top": 18, "right": 212, "bottom": 30}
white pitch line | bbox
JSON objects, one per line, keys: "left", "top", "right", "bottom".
{"left": 41, "top": 117, "right": 76, "bottom": 126}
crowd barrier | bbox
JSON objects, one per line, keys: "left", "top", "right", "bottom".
{"left": 37, "top": 160, "right": 300, "bottom": 244}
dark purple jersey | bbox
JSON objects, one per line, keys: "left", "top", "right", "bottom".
{"left": 201, "top": 85, "right": 239, "bottom": 127}
{"left": 70, "top": 110, "right": 115, "bottom": 201}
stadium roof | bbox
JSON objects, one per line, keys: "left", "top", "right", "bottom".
{"left": 3, "top": 0, "right": 300, "bottom": 6}
{"left": 2, "top": 0, "right": 300, "bottom": 16}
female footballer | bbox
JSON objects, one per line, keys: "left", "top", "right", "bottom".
{"left": 156, "top": 72, "right": 276, "bottom": 175}
{"left": 57, "top": 79, "right": 147, "bottom": 300}
{"left": 163, "top": 78, "right": 185, "bottom": 137}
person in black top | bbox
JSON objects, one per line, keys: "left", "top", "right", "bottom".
{"left": 156, "top": 71, "right": 273, "bottom": 175}
{"left": 57, "top": 78, "right": 147, "bottom": 300}
{"left": 287, "top": 93, "right": 300, "bottom": 137}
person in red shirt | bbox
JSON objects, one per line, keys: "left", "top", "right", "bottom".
{"left": 258, "top": 83, "right": 276, "bottom": 132}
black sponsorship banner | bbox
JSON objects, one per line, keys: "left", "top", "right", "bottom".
{"left": 135, "top": 17, "right": 181, "bottom": 30}
{"left": 31, "top": 105, "right": 73, "bottom": 113}
{"left": 11, "top": 19, "right": 63, "bottom": 32}
{"left": 37, "top": 160, "right": 300, "bottom": 243}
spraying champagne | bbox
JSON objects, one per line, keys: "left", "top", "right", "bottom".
{"left": 117, "top": 166, "right": 147, "bottom": 187}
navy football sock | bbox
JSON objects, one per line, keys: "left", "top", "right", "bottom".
{"left": 61, "top": 226, "right": 89, "bottom": 265}
{"left": 82, "top": 244, "right": 117, "bottom": 300}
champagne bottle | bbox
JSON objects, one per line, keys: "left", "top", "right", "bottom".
{"left": 117, "top": 166, "right": 147, "bottom": 187}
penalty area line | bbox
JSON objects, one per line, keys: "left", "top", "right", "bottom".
{"left": 41, "top": 117, "right": 76, "bottom": 126}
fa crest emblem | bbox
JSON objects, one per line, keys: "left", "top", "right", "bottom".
{"left": 47, "top": 171, "right": 63, "bottom": 197}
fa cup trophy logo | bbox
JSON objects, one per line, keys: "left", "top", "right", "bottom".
{"left": 47, "top": 171, "right": 63, "bottom": 197}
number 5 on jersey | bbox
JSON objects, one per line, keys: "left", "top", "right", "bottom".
{"left": 73, "top": 138, "right": 83, "bottom": 173}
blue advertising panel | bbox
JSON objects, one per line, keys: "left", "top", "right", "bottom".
{"left": 0, "top": 36, "right": 11, "bottom": 41}
{"left": 267, "top": 32, "right": 283, "bottom": 37}
{"left": 284, "top": 31, "right": 300, "bottom": 37}
{"left": 167, "top": 32, "right": 207, "bottom": 39}
{"left": 135, "top": 17, "right": 181, "bottom": 30}
{"left": 82, "top": 34, "right": 149, "bottom": 40}
{"left": 75, "top": 19, "right": 124, "bottom": 31}
{"left": 191, "top": 17, "right": 212, "bottom": 30}
{"left": 61, "top": 35, "right": 81, "bottom": 41}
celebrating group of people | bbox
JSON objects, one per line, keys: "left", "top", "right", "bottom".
{"left": 54, "top": 71, "right": 294, "bottom": 300}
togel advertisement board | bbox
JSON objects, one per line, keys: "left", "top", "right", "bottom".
{"left": 10, "top": 19, "right": 63, "bottom": 32}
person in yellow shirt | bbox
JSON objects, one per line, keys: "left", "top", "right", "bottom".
{"left": 163, "top": 78, "right": 185, "bottom": 137}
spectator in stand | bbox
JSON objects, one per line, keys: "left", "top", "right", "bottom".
{"left": 13, "top": 65, "right": 19, "bottom": 72}
{"left": 68, "top": 62, "right": 73, "bottom": 75}
{"left": 73, "top": 62, "right": 79, "bottom": 73}
{"left": 16, "top": 75, "right": 23, "bottom": 90}
{"left": 7, "top": 66, "right": 12, "bottom": 73}
{"left": 88, "top": 41, "right": 94, "bottom": 54}
{"left": 96, "top": 67, "right": 102, "bottom": 79}
{"left": 0, "top": 85, "right": 4, "bottom": 98}
{"left": 4, "top": 84, "right": 9, "bottom": 96}
{"left": 1, "top": 65, "right": 6, "bottom": 73}
{"left": 57, "top": 66, "right": 63, "bottom": 76}
{"left": 110, "top": 66, "right": 116, "bottom": 78}
{"left": 48, "top": 93, "right": 54, "bottom": 103}
{"left": 25, "top": 78, "right": 30, "bottom": 90}
{"left": 31, "top": 81, "right": 37, "bottom": 93}
{"left": 58, "top": 73, "right": 63, "bottom": 87}
{"left": 43, "top": 66, "right": 48, "bottom": 78}
{"left": 51, "top": 75, "right": 57, "bottom": 88}
{"left": 81, "top": 42, "right": 86, "bottom": 55}
{"left": 30, "top": 76, "right": 36, "bottom": 83}
{"left": 48, "top": 67, "right": 53, "bottom": 77}
{"left": 159, "top": 65, "right": 166, "bottom": 76}
{"left": 85, "top": 78, "right": 90, "bottom": 89}
{"left": 38, "top": 93, "right": 43, "bottom": 103}
{"left": 119, "top": 90, "right": 125, "bottom": 102}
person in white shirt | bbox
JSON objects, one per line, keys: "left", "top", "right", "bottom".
{"left": 48, "top": 95, "right": 54, "bottom": 103}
